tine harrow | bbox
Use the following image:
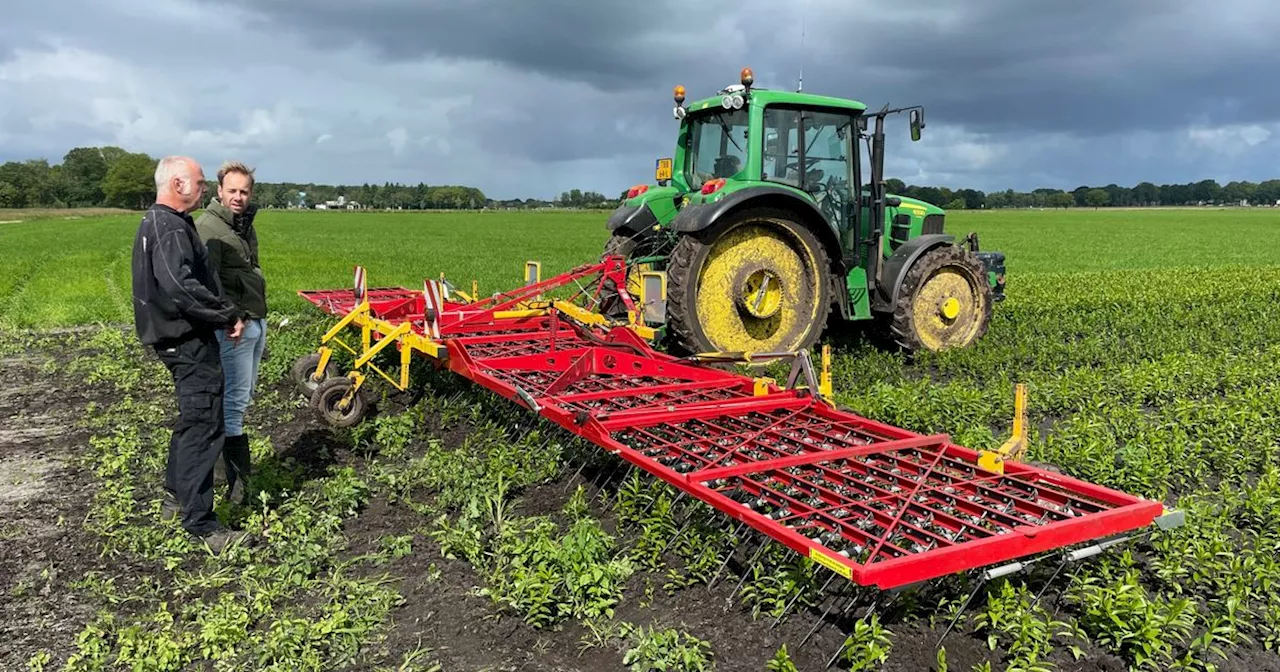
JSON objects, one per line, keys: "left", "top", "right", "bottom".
{"left": 296, "top": 256, "right": 1184, "bottom": 646}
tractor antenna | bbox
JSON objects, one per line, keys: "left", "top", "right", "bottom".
{"left": 797, "top": 11, "right": 806, "bottom": 92}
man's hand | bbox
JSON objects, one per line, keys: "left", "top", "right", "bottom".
{"left": 228, "top": 318, "right": 245, "bottom": 345}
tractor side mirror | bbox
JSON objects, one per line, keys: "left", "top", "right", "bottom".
{"left": 856, "top": 116, "right": 868, "bottom": 133}
{"left": 909, "top": 109, "right": 924, "bottom": 142}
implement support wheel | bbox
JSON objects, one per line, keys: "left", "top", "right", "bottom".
{"left": 311, "top": 377, "right": 368, "bottom": 428}
{"left": 292, "top": 352, "right": 339, "bottom": 398}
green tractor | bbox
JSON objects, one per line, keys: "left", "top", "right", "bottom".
{"left": 602, "top": 67, "right": 1006, "bottom": 357}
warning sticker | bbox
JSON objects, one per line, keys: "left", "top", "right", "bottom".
{"left": 809, "top": 547, "right": 852, "bottom": 579}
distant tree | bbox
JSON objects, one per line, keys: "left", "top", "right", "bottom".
{"left": 1132, "top": 181, "right": 1159, "bottom": 206}
{"left": 1256, "top": 180, "right": 1280, "bottom": 205}
{"left": 1047, "top": 191, "right": 1074, "bottom": 208}
{"left": 944, "top": 198, "right": 966, "bottom": 210}
{"left": 61, "top": 147, "right": 109, "bottom": 206}
{"left": 1191, "top": 179, "right": 1222, "bottom": 203}
{"left": 1085, "top": 188, "right": 1110, "bottom": 208}
{"left": 0, "top": 182, "right": 18, "bottom": 208}
{"left": 102, "top": 152, "right": 157, "bottom": 209}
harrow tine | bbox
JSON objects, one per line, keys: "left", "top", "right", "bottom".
{"left": 796, "top": 581, "right": 853, "bottom": 649}
{"left": 590, "top": 453, "right": 623, "bottom": 491}
{"left": 564, "top": 457, "right": 592, "bottom": 492}
{"left": 1031, "top": 553, "right": 1071, "bottom": 606}
{"left": 706, "top": 521, "right": 748, "bottom": 590}
{"left": 723, "top": 539, "right": 773, "bottom": 611}
{"left": 934, "top": 571, "right": 986, "bottom": 650}
{"left": 824, "top": 597, "right": 880, "bottom": 670}
{"left": 773, "top": 571, "right": 836, "bottom": 628}
{"left": 610, "top": 465, "right": 637, "bottom": 504}
{"left": 660, "top": 501, "right": 698, "bottom": 554}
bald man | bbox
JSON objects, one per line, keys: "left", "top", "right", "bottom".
{"left": 130, "top": 155, "right": 247, "bottom": 553}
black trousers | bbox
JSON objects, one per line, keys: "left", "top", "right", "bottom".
{"left": 153, "top": 332, "right": 225, "bottom": 536}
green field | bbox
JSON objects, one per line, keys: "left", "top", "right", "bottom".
{"left": 2, "top": 207, "right": 1278, "bottom": 328}
{"left": 5, "top": 206, "right": 1280, "bottom": 671}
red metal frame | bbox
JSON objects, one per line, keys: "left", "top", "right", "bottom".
{"left": 299, "top": 260, "right": 1165, "bottom": 590}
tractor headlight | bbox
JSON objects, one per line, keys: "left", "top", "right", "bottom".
{"left": 721, "top": 95, "right": 734, "bottom": 109}
{"left": 732, "top": 94, "right": 744, "bottom": 109}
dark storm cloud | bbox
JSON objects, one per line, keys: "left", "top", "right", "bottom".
{"left": 212, "top": 0, "right": 1280, "bottom": 139}
{"left": 2, "top": 0, "right": 1278, "bottom": 198}
{"left": 196, "top": 0, "right": 733, "bottom": 92}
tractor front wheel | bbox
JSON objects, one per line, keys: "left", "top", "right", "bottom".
{"left": 666, "top": 208, "right": 832, "bottom": 356}
{"left": 887, "top": 244, "right": 992, "bottom": 352}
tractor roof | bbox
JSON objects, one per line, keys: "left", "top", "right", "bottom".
{"left": 685, "top": 87, "right": 868, "bottom": 114}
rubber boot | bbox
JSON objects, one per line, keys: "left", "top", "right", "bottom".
{"left": 223, "top": 434, "right": 252, "bottom": 505}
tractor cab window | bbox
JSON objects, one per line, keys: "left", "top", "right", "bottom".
{"left": 762, "top": 106, "right": 855, "bottom": 232}
{"left": 685, "top": 108, "right": 748, "bottom": 188}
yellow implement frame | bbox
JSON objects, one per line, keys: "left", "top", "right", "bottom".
{"left": 978, "top": 383, "right": 1028, "bottom": 474}
{"left": 309, "top": 299, "right": 445, "bottom": 399}
{"left": 302, "top": 260, "right": 661, "bottom": 409}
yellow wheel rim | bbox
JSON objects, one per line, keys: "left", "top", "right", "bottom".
{"left": 741, "top": 268, "right": 783, "bottom": 318}
{"left": 692, "top": 223, "right": 822, "bottom": 353}
{"left": 911, "top": 267, "right": 985, "bottom": 351}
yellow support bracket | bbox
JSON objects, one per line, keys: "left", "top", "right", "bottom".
{"left": 355, "top": 322, "right": 412, "bottom": 369}
{"left": 819, "top": 344, "right": 833, "bottom": 402}
{"left": 979, "top": 383, "right": 1028, "bottom": 474}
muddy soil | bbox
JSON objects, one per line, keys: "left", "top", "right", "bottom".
{"left": 0, "top": 351, "right": 111, "bottom": 669}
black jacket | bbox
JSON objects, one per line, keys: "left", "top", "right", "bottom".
{"left": 131, "top": 203, "right": 240, "bottom": 346}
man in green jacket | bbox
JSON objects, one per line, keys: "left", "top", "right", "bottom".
{"left": 196, "top": 160, "right": 266, "bottom": 505}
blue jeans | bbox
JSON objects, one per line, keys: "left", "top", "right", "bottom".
{"left": 215, "top": 318, "right": 266, "bottom": 437}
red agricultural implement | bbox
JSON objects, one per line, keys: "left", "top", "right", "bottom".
{"left": 293, "top": 256, "right": 1183, "bottom": 662}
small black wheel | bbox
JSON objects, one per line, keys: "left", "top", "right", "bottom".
{"left": 310, "top": 377, "right": 368, "bottom": 428}
{"left": 292, "top": 353, "right": 339, "bottom": 398}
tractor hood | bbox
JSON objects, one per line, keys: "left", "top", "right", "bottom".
{"left": 887, "top": 195, "right": 944, "bottom": 217}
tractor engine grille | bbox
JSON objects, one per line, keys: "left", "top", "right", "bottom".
{"left": 923, "top": 213, "right": 945, "bottom": 235}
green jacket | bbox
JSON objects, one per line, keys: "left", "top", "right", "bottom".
{"left": 195, "top": 198, "right": 267, "bottom": 320}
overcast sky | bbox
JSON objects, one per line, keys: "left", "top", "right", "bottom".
{"left": 2, "top": 0, "right": 1278, "bottom": 200}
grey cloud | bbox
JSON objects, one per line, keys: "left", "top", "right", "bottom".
{"left": 1, "top": 0, "right": 1279, "bottom": 200}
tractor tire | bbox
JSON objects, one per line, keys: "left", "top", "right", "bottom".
{"left": 665, "top": 207, "right": 832, "bottom": 357}
{"left": 886, "top": 244, "right": 992, "bottom": 353}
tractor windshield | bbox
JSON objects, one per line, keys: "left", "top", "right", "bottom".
{"left": 685, "top": 108, "right": 748, "bottom": 188}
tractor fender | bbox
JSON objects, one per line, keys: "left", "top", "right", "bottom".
{"left": 671, "top": 186, "right": 845, "bottom": 271}
{"left": 606, "top": 201, "right": 660, "bottom": 234}
{"left": 875, "top": 234, "right": 956, "bottom": 311}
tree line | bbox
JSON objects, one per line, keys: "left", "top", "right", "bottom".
{"left": 887, "top": 178, "right": 1280, "bottom": 210}
{"left": 0, "top": 146, "right": 489, "bottom": 211}
{"left": 3, "top": 145, "right": 1279, "bottom": 212}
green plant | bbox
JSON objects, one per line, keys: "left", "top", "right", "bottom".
{"left": 620, "top": 623, "right": 714, "bottom": 671}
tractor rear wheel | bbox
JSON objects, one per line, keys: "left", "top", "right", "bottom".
{"left": 666, "top": 208, "right": 831, "bottom": 356}
{"left": 887, "top": 244, "right": 992, "bottom": 352}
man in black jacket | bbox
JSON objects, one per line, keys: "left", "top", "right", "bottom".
{"left": 131, "top": 155, "right": 246, "bottom": 552}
